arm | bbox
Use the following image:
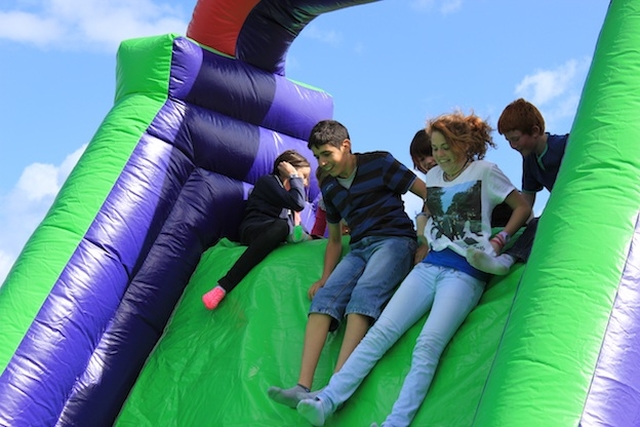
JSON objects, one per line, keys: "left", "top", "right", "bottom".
{"left": 490, "top": 189, "right": 532, "bottom": 254}
{"left": 414, "top": 208, "right": 430, "bottom": 264}
{"left": 502, "top": 190, "right": 531, "bottom": 236}
{"left": 410, "top": 177, "right": 429, "bottom": 263}
{"left": 408, "top": 177, "right": 427, "bottom": 201}
{"left": 286, "top": 177, "right": 307, "bottom": 211}
{"left": 268, "top": 162, "right": 306, "bottom": 212}
{"left": 415, "top": 209, "right": 428, "bottom": 242}
{"left": 258, "top": 173, "right": 306, "bottom": 212}
{"left": 522, "top": 192, "right": 536, "bottom": 210}
{"left": 307, "top": 222, "right": 343, "bottom": 300}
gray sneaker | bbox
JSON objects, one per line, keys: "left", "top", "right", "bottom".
{"left": 268, "top": 385, "right": 313, "bottom": 408}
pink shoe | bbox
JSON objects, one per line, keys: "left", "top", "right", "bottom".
{"left": 202, "top": 285, "right": 226, "bottom": 310}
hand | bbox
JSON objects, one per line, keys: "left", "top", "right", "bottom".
{"left": 308, "top": 279, "right": 326, "bottom": 300}
{"left": 277, "top": 161, "right": 298, "bottom": 178}
{"left": 414, "top": 244, "right": 429, "bottom": 265}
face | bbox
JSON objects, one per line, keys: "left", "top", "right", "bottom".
{"left": 430, "top": 131, "right": 465, "bottom": 174}
{"left": 504, "top": 128, "right": 540, "bottom": 157}
{"left": 311, "top": 140, "right": 351, "bottom": 178}
{"left": 416, "top": 155, "right": 437, "bottom": 174}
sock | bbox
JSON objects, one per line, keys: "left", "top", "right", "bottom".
{"left": 297, "top": 397, "right": 333, "bottom": 427}
{"left": 466, "top": 248, "right": 515, "bottom": 276}
{"left": 267, "top": 384, "right": 312, "bottom": 408}
{"left": 202, "top": 285, "right": 226, "bottom": 310}
{"left": 288, "top": 225, "right": 310, "bottom": 243}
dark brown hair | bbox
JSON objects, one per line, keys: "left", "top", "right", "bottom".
{"left": 409, "top": 129, "right": 433, "bottom": 172}
{"left": 272, "top": 149, "right": 310, "bottom": 174}
{"left": 307, "top": 120, "right": 350, "bottom": 150}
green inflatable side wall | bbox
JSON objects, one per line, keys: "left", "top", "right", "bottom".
{"left": 0, "top": 34, "right": 177, "bottom": 373}
{"left": 474, "top": 2, "right": 640, "bottom": 425}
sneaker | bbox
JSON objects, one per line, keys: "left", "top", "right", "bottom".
{"left": 268, "top": 384, "right": 312, "bottom": 408}
{"left": 202, "top": 285, "right": 226, "bottom": 310}
{"left": 288, "top": 225, "right": 307, "bottom": 243}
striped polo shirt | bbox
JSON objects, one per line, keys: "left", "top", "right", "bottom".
{"left": 322, "top": 151, "right": 417, "bottom": 244}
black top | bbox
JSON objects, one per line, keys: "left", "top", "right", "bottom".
{"left": 240, "top": 174, "right": 306, "bottom": 234}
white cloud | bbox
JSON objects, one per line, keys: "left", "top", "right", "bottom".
{"left": 0, "top": 0, "right": 189, "bottom": 52}
{"left": 409, "top": 0, "right": 462, "bottom": 14}
{"left": 515, "top": 57, "right": 591, "bottom": 131}
{"left": 16, "top": 163, "right": 60, "bottom": 201}
{"left": 440, "top": 0, "right": 462, "bottom": 15}
{"left": 0, "top": 144, "right": 86, "bottom": 286}
{"left": 0, "top": 250, "right": 14, "bottom": 287}
{"left": 515, "top": 58, "right": 590, "bottom": 106}
{"left": 410, "top": 0, "right": 436, "bottom": 12}
{"left": 0, "top": 11, "right": 64, "bottom": 46}
{"left": 300, "top": 24, "right": 342, "bottom": 46}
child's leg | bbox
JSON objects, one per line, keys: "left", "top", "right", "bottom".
{"left": 338, "top": 236, "right": 416, "bottom": 369}
{"left": 383, "top": 270, "right": 484, "bottom": 427}
{"left": 268, "top": 313, "right": 332, "bottom": 408}
{"left": 297, "top": 264, "right": 437, "bottom": 425}
{"left": 335, "top": 313, "right": 370, "bottom": 372}
{"left": 466, "top": 217, "right": 538, "bottom": 276}
{"left": 465, "top": 250, "right": 515, "bottom": 276}
{"left": 299, "top": 314, "right": 333, "bottom": 388}
{"left": 203, "top": 220, "right": 287, "bottom": 309}
{"left": 269, "top": 252, "right": 366, "bottom": 407}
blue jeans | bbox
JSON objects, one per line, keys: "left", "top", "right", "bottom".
{"left": 319, "top": 263, "right": 485, "bottom": 427}
{"left": 310, "top": 236, "right": 417, "bottom": 330}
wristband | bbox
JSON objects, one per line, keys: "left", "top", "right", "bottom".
{"left": 497, "top": 230, "right": 510, "bottom": 243}
{"left": 417, "top": 235, "right": 428, "bottom": 245}
{"left": 289, "top": 173, "right": 300, "bottom": 179}
{"left": 490, "top": 230, "right": 510, "bottom": 250}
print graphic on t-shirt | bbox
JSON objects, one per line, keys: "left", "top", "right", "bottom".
{"left": 426, "top": 180, "right": 483, "bottom": 252}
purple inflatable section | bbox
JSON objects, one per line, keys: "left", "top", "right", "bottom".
{"left": 235, "top": 0, "right": 378, "bottom": 75}
{"left": 581, "top": 212, "right": 640, "bottom": 427}
{"left": 177, "top": 37, "right": 333, "bottom": 142}
{"left": 0, "top": 133, "right": 180, "bottom": 426}
{"left": 0, "top": 35, "right": 333, "bottom": 426}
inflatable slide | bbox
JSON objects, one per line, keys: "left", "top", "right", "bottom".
{"left": 1, "top": 1, "right": 639, "bottom": 426}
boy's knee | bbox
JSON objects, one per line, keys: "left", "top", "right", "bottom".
{"left": 309, "top": 311, "right": 340, "bottom": 332}
{"left": 345, "top": 312, "right": 374, "bottom": 327}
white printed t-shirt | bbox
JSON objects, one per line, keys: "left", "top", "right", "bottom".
{"left": 422, "top": 160, "right": 516, "bottom": 280}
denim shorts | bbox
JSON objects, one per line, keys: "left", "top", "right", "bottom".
{"left": 309, "top": 235, "right": 417, "bottom": 331}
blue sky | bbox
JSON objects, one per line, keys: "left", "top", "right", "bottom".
{"left": 0, "top": 0, "right": 610, "bottom": 282}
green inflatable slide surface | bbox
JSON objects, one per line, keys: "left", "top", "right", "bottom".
{"left": 117, "top": 235, "right": 526, "bottom": 426}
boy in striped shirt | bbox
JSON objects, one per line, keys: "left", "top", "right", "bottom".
{"left": 269, "top": 120, "right": 427, "bottom": 408}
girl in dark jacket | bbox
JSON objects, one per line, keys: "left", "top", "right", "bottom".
{"left": 202, "top": 149, "right": 311, "bottom": 310}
